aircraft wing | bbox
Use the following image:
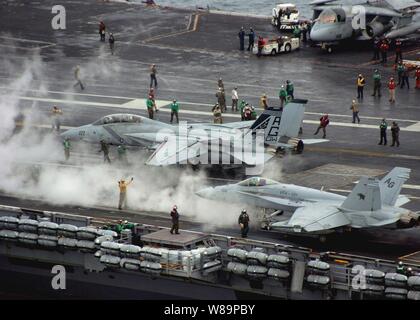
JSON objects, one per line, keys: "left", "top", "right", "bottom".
{"left": 300, "top": 138, "right": 329, "bottom": 145}
{"left": 386, "top": 21, "right": 420, "bottom": 38}
{"left": 384, "top": 0, "right": 420, "bottom": 11}
{"left": 235, "top": 191, "right": 310, "bottom": 211}
{"left": 310, "top": 4, "right": 400, "bottom": 17}
{"left": 363, "top": 6, "right": 402, "bottom": 18}
{"left": 395, "top": 195, "right": 411, "bottom": 207}
{"left": 145, "top": 137, "right": 205, "bottom": 166}
{"left": 271, "top": 204, "right": 351, "bottom": 233}
{"left": 310, "top": 0, "right": 338, "bottom": 5}
{"left": 189, "top": 121, "right": 254, "bottom": 131}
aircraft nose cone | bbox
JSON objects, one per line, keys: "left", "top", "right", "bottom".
{"left": 310, "top": 23, "right": 332, "bottom": 42}
{"left": 60, "top": 128, "right": 78, "bottom": 141}
{"left": 195, "top": 187, "right": 215, "bottom": 199}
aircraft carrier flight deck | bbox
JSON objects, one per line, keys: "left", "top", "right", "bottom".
{"left": 0, "top": 0, "right": 420, "bottom": 300}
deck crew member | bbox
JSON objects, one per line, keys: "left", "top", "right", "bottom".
{"left": 238, "top": 209, "right": 250, "bottom": 238}
{"left": 218, "top": 78, "right": 225, "bottom": 91}
{"left": 390, "top": 121, "right": 400, "bottom": 147}
{"left": 372, "top": 37, "right": 380, "bottom": 61}
{"left": 150, "top": 64, "right": 158, "bottom": 88}
{"left": 108, "top": 33, "right": 115, "bottom": 55}
{"left": 238, "top": 27, "right": 245, "bottom": 51}
{"left": 231, "top": 87, "right": 239, "bottom": 111}
{"left": 257, "top": 36, "right": 264, "bottom": 57}
{"left": 247, "top": 28, "right": 255, "bottom": 51}
{"left": 396, "top": 61, "right": 404, "bottom": 85}
{"left": 170, "top": 99, "right": 179, "bottom": 124}
{"left": 378, "top": 118, "right": 388, "bottom": 145}
{"left": 170, "top": 205, "right": 180, "bottom": 234}
{"left": 99, "top": 21, "right": 106, "bottom": 41}
{"left": 350, "top": 100, "right": 360, "bottom": 124}
{"left": 146, "top": 95, "right": 155, "bottom": 119}
{"left": 388, "top": 77, "right": 396, "bottom": 103}
{"left": 356, "top": 74, "right": 365, "bottom": 99}
{"left": 380, "top": 39, "right": 389, "bottom": 64}
{"left": 239, "top": 100, "right": 246, "bottom": 121}
{"left": 396, "top": 261, "right": 406, "bottom": 275}
{"left": 400, "top": 64, "right": 410, "bottom": 89}
{"left": 118, "top": 177, "right": 133, "bottom": 210}
{"left": 286, "top": 80, "right": 294, "bottom": 99}
{"left": 99, "top": 140, "right": 111, "bottom": 163}
{"left": 314, "top": 114, "right": 329, "bottom": 139}
{"left": 73, "top": 65, "right": 85, "bottom": 90}
{"left": 212, "top": 104, "right": 223, "bottom": 124}
{"left": 394, "top": 39, "right": 403, "bottom": 63}
{"left": 372, "top": 69, "right": 382, "bottom": 97}
{"left": 51, "top": 106, "right": 63, "bottom": 131}
{"left": 216, "top": 88, "right": 226, "bottom": 112}
{"left": 63, "top": 138, "right": 71, "bottom": 161}
{"left": 260, "top": 94, "right": 268, "bottom": 110}
{"left": 279, "top": 85, "right": 287, "bottom": 109}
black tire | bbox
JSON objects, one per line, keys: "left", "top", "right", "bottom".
{"left": 271, "top": 49, "right": 277, "bottom": 56}
{"left": 285, "top": 43, "right": 291, "bottom": 53}
{"left": 295, "top": 140, "right": 304, "bottom": 154}
{"left": 191, "top": 162, "right": 200, "bottom": 171}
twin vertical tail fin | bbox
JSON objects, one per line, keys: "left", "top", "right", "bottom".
{"left": 250, "top": 99, "right": 307, "bottom": 146}
{"left": 379, "top": 167, "right": 411, "bottom": 206}
{"left": 341, "top": 177, "right": 382, "bottom": 211}
{"left": 341, "top": 167, "right": 411, "bottom": 211}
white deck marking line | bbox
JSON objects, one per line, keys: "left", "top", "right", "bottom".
{"left": 405, "top": 122, "right": 420, "bottom": 132}
{"left": 0, "top": 36, "right": 55, "bottom": 45}
{"left": 15, "top": 96, "right": 420, "bottom": 132}
{"left": 0, "top": 36, "right": 56, "bottom": 50}
{"left": 4, "top": 87, "right": 418, "bottom": 123}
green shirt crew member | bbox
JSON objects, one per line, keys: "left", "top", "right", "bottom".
{"left": 279, "top": 86, "right": 287, "bottom": 109}
{"left": 286, "top": 80, "right": 294, "bottom": 99}
{"left": 378, "top": 118, "right": 388, "bottom": 145}
{"left": 63, "top": 139, "right": 71, "bottom": 161}
{"left": 170, "top": 100, "right": 179, "bottom": 124}
{"left": 372, "top": 70, "right": 382, "bottom": 97}
{"left": 146, "top": 97, "right": 155, "bottom": 119}
{"left": 293, "top": 26, "right": 301, "bottom": 39}
{"left": 117, "top": 145, "right": 128, "bottom": 163}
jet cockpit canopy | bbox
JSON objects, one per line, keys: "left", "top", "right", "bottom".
{"left": 318, "top": 8, "right": 346, "bottom": 24}
{"left": 237, "top": 177, "right": 278, "bottom": 187}
{"left": 93, "top": 114, "right": 142, "bottom": 125}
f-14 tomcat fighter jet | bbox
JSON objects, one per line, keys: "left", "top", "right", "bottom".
{"left": 61, "top": 100, "right": 327, "bottom": 168}
{"left": 310, "top": 0, "right": 420, "bottom": 52}
{"left": 196, "top": 167, "right": 419, "bottom": 235}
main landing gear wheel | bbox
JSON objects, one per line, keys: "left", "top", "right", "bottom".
{"left": 319, "top": 235, "right": 327, "bottom": 243}
{"left": 296, "top": 140, "right": 304, "bottom": 154}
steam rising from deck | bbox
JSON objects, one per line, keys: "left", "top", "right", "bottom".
{"left": 0, "top": 51, "right": 241, "bottom": 228}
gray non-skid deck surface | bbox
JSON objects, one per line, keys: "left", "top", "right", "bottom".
{"left": 141, "top": 228, "right": 208, "bottom": 248}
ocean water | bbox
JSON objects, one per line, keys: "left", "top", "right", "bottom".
{"left": 133, "top": 0, "right": 367, "bottom": 19}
